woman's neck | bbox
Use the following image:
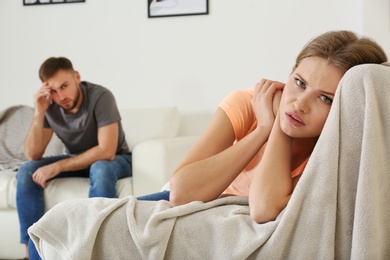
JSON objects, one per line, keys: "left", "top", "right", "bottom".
{"left": 290, "top": 137, "right": 318, "bottom": 168}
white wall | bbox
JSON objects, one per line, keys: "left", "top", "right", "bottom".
{"left": 363, "top": 0, "right": 390, "bottom": 51}
{"left": 0, "top": 0, "right": 388, "bottom": 115}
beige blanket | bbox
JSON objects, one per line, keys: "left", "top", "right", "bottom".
{"left": 29, "top": 63, "right": 390, "bottom": 259}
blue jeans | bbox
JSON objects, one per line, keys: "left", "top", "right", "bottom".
{"left": 16, "top": 153, "right": 132, "bottom": 244}
{"left": 137, "top": 190, "right": 170, "bottom": 201}
{"left": 28, "top": 190, "right": 170, "bottom": 260}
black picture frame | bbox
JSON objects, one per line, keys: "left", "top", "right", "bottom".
{"left": 24, "top": 0, "right": 85, "bottom": 6}
{"left": 148, "top": 0, "right": 208, "bottom": 18}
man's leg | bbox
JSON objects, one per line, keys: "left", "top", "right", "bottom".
{"left": 137, "top": 190, "right": 170, "bottom": 201}
{"left": 16, "top": 155, "right": 71, "bottom": 245}
{"left": 89, "top": 154, "right": 132, "bottom": 198}
{"left": 28, "top": 238, "right": 41, "bottom": 260}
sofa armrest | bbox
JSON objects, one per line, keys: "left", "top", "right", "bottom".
{"left": 131, "top": 135, "right": 199, "bottom": 197}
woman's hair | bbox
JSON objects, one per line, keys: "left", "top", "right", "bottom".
{"left": 39, "top": 57, "right": 74, "bottom": 82}
{"left": 295, "top": 30, "right": 388, "bottom": 72}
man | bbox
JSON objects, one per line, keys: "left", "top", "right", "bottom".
{"left": 16, "top": 57, "right": 131, "bottom": 256}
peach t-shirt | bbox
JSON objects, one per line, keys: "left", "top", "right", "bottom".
{"left": 219, "top": 88, "right": 309, "bottom": 196}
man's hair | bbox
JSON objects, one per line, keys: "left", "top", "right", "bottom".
{"left": 39, "top": 57, "right": 74, "bottom": 82}
{"left": 295, "top": 30, "right": 388, "bottom": 73}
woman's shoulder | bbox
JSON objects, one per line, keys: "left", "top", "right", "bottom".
{"left": 226, "top": 88, "right": 254, "bottom": 99}
{"left": 220, "top": 88, "right": 254, "bottom": 108}
{"left": 219, "top": 88, "right": 256, "bottom": 139}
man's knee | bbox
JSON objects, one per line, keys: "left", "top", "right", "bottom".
{"left": 19, "top": 160, "right": 41, "bottom": 173}
{"left": 89, "top": 157, "right": 130, "bottom": 180}
{"left": 90, "top": 160, "right": 111, "bottom": 176}
{"left": 16, "top": 161, "right": 39, "bottom": 184}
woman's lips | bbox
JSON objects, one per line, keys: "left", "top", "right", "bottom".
{"left": 285, "top": 112, "right": 305, "bottom": 126}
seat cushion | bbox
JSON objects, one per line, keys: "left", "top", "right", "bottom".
{"left": 0, "top": 169, "right": 17, "bottom": 209}
{"left": 43, "top": 177, "right": 133, "bottom": 211}
{"left": 0, "top": 169, "right": 133, "bottom": 210}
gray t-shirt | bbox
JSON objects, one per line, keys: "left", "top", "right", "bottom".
{"left": 44, "top": 81, "right": 129, "bottom": 155}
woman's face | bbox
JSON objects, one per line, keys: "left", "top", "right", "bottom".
{"left": 279, "top": 56, "right": 344, "bottom": 138}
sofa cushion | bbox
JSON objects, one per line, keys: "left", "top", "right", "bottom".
{"left": 120, "top": 106, "right": 181, "bottom": 151}
{"left": 0, "top": 168, "right": 133, "bottom": 210}
{"left": 0, "top": 170, "right": 17, "bottom": 209}
{"left": 42, "top": 177, "right": 133, "bottom": 211}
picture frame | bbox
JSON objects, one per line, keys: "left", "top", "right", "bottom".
{"left": 148, "top": 0, "right": 208, "bottom": 18}
{"left": 23, "top": 0, "right": 85, "bottom": 6}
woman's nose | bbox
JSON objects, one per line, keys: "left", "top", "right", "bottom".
{"left": 293, "top": 94, "right": 310, "bottom": 113}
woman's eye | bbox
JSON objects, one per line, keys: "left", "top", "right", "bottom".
{"left": 320, "top": 95, "right": 333, "bottom": 104}
{"left": 295, "top": 78, "right": 305, "bottom": 88}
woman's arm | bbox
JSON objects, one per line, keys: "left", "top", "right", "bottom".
{"left": 169, "top": 108, "right": 270, "bottom": 206}
{"left": 249, "top": 113, "right": 295, "bottom": 223}
{"left": 170, "top": 80, "right": 285, "bottom": 206}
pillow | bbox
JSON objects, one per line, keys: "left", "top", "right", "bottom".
{"left": 0, "top": 105, "right": 66, "bottom": 170}
{"left": 120, "top": 106, "right": 180, "bottom": 151}
{"left": 0, "top": 105, "right": 33, "bottom": 170}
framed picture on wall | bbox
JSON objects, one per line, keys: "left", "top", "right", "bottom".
{"left": 24, "top": 0, "right": 85, "bottom": 6}
{"left": 148, "top": 0, "right": 209, "bottom": 18}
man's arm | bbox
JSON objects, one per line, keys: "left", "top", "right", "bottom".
{"left": 25, "top": 84, "right": 54, "bottom": 160}
{"left": 32, "top": 122, "right": 119, "bottom": 188}
{"left": 24, "top": 113, "right": 53, "bottom": 160}
{"left": 57, "top": 122, "right": 118, "bottom": 169}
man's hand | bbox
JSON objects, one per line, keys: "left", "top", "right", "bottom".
{"left": 33, "top": 83, "right": 52, "bottom": 116}
{"left": 32, "top": 163, "right": 60, "bottom": 188}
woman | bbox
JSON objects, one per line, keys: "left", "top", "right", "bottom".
{"left": 169, "top": 30, "right": 387, "bottom": 223}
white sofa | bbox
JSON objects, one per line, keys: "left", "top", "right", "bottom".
{"left": 0, "top": 105, "right": 212, "bottom": 259}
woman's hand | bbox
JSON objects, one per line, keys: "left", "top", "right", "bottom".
{"left": 273, "top": 89, "right": 282, "bottom": 117}
{"left": 251, "top": 79, "right": 285, "bottom": 132}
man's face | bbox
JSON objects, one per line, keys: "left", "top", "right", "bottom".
{"left": 45, "top": 69, "right": 82, "bottom": 113}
